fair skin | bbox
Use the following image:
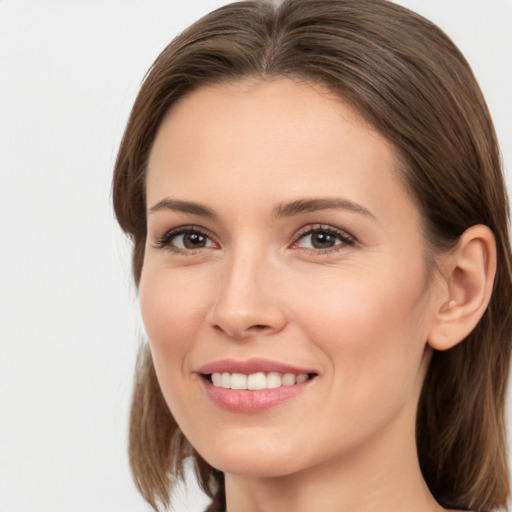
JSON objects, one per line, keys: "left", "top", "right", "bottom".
{"left": 140, "top": 78, "right": 495, "bottom": 512}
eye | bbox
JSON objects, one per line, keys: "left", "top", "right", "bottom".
{"left": 293, "top": 225, "right": 355, "bottom": 252}
{"left": 154, "top": 227, "right": 216, "bottom": 252}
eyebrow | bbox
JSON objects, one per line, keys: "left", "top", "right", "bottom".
{"left": 148, "top": 198, "right": 217, "bottom": 218}
{"left": 147, "top": 196, "right": 374, "bottom": 219}
{"left": 272, "top": 197, "right": 374, "bottom": 218}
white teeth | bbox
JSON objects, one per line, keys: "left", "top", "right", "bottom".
{"left": 211, "top": 373, "right": 222, "bottom": 387}
{"left": 266, "top": 372, "right": 282, "bottom": 389}
{"left": 296, "top": 373, "right": 308, "bottom": 384}
{"left": 221, "top": 372, "right": 231, "bottom": 389}
{"left": 247, "top": 372, "right": 267, "bottom": 390}
{"left": 282, "top": 373, "right": 296, "bottom": 386}
{"left": 210, "top": 371, "right": 310, "bottom": 390}
{"left": 231, "top": 373, "right": 247, "bottom": 390}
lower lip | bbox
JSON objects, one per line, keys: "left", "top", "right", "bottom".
{"left": 200, "top": 377, "right": 313, "bottom": 412}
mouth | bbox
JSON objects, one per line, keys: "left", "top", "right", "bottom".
{"left": 202, "top": 371, "right": 317, "bottom": 390}
{"left": 197, "top": 358, "right": 318, "bottom": 412}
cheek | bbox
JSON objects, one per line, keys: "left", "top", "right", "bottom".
{"left": 138, "top": 267, "right": 213, "bottom": 426}
{"left": 138, "top": 267, "right": 211, "bottom": 375}
{"left": 141, "top": 266, "right": 202, "bottom": 333}
{"left": 294, "top": 264, "right": 431, "bottom": 398}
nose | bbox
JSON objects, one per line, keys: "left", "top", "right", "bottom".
{"left": 208, "top": 250, "right": 287, "bottom": 340}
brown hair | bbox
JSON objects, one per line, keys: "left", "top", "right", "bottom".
{"left": 112, "top": 1, "right": 512, "bottom": 510}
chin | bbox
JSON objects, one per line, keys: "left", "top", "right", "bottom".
{"left": 206, "top": 452, "right": 303, "bottom": 479}
{"left": 190, "top": 430, "right": 308, "bottom": 478}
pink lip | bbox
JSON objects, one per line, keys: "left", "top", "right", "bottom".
{"left": 198, "top": 358, "right": 315, "bottom": 375}
{"left": 200, "top": 379, "right": 313, "bottom": 412}
{"left": 196, "top": 358, "right": 317, "bottom": 413}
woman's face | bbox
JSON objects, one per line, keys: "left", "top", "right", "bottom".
{"left": 140, "top": 78, "right": 441, "bottom": 478}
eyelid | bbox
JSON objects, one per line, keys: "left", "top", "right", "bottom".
{"left": 152, "top": 225, "right": 218, "bottom": 252}
{"left": 151, "top": 223, "right": 356, "bottom": 255}
{"left": 290, "top": 223, "right": 356, "bottom": 252}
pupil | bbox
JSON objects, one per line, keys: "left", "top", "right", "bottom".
{"left": 312, "top": 231, "right": 335, "bottom": 249}
{"left": 184, "top": 232, "right": 206, "bottom": 249}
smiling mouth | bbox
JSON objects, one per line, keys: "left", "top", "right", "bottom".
{"left": 203, "top": 371, "right": 317, "bottom": 390}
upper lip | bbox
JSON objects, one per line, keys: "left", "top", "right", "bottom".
{"left": 198, "top": 358, "right": 316, "bottom": 376}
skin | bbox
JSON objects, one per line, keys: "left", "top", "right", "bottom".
{"left": 140, "top": 78, "right": 469, "bottom": 512}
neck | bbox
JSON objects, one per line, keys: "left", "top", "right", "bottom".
{"left": 224, "top": 405, "right": 442, "bottom": 512}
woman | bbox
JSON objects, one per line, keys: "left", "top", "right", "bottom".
{"left": 112, "top": 0, "right": 512, "bottom": 511}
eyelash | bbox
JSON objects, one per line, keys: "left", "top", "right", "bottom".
{"left": 153, "top": 224, "right": 356, "bottom": 255}
{"left": 153, "top": 226, "right": 217, "bottom": 254}
{"left": 292, "top": 224, "right": 355, "bottom": 254}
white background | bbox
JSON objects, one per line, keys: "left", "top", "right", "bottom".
{"left": 0, "top": 1, "right": 511, "bottom": 511}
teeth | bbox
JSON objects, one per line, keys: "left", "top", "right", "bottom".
{"left": 210, "top": 371, "right": 310, "bottom": 390}
{"left": 296, "top": 373, "right": 308, "bottom": 384}
{"left": 266, "top": 372, "right": 282, "bottom": 389}
{"left": 282, "top": 373, "right": 296, "bottom": 386}
{"left": 231, "top": 373, "right": 247, "bottom": 390}
{"left": 221, "top": 372, "right": 231, "bottom": 389}
{"left": 211, "top": 373, "right": 222, "bottom": 387}
{"left": 247, "top": 372, "right": 266, "bottom": 390}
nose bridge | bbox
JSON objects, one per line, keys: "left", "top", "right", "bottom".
{"left": 210, "top": 240, "right": 286, "bottom": 338}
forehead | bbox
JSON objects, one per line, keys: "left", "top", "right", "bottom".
{"left": 146, "top": 78, "right": 414, "bottom": 224}
{"left": 147, "top": 78, "right": 374, "bottom": 175}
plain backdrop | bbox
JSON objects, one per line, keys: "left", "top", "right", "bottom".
{"left": 0, "top": 1, "right": 511, "bottom": 511}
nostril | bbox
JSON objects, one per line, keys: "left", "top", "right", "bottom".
{"left": 209, "top": 295, "right": 288, "bottom": 339}
{"left": 212, "top": 322, "right": 274, "bottom": 338}
{"left": 243, "top": 324, "right": 274, "bottom": 335}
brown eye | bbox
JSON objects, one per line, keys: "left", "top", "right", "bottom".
{"left": 309, "top": 230, "right": 338, "bottom": 249}
{"left": 156, "top": 227, "right": 216, "bottom": 251}
{"left": 295, "top": 226, "right": 354, "bottom": 251}
{"left": 181, "top": 231, "right": 208, "bottom": 249}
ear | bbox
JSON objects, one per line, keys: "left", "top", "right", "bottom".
{"left": 428, "top": 224, "right": 496, "bottom": 351}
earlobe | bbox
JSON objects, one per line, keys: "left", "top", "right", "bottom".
{"left": 428, "top": 225, "right": 496, "bottom": 351}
